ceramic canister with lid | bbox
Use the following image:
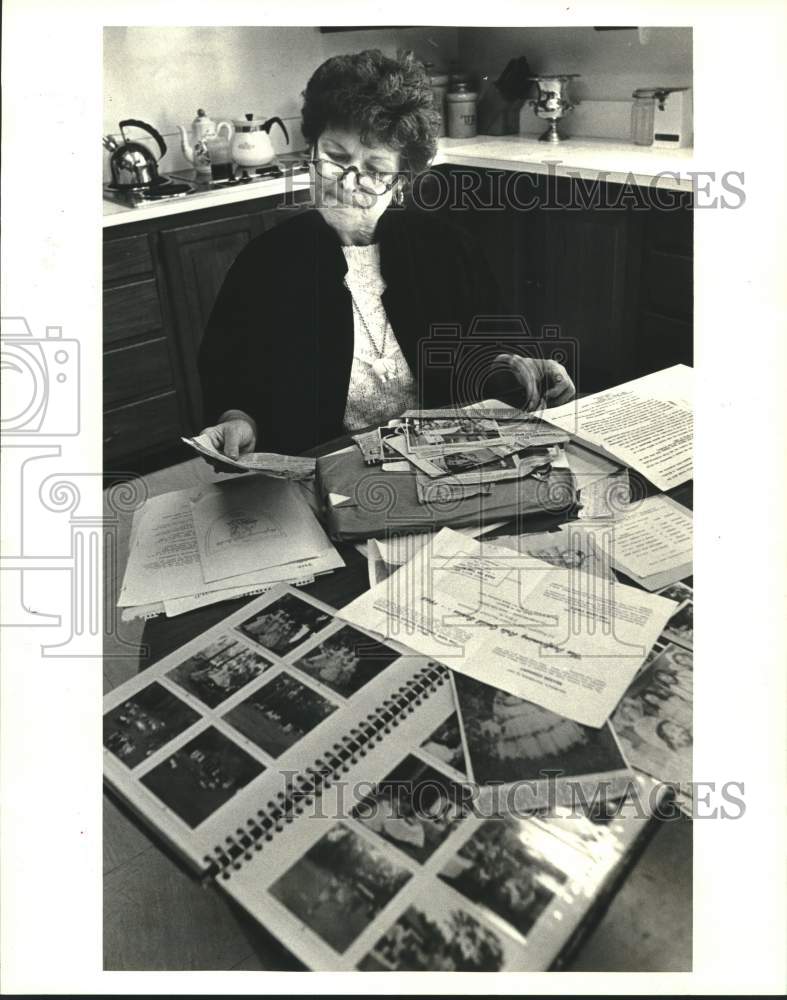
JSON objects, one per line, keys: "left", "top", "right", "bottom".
{"left": 446, "top": 82, "right": 478, "bottom": 139}
{"left": 428, "top": 69, "right": 450, "bottom": 138}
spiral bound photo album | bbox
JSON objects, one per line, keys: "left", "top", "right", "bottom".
{"left": 103, "top": 583, "right": 662, "bottom": 971}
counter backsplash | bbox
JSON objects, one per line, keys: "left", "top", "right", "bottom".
{"left": 519, "top": 99, "right": 636, "bottom": 143}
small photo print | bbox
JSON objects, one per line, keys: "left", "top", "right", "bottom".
{"left": 611, "top": 643, "right": 692, "bottom": 784}
{"left": 419, "top": 712, "right": 467, "bottom": 775}
{"left": 103, "top": 682, "right": 200, "bottom": 768}
{"left": 358, "top": 901, "right": 512, "bottom": 971}
{"left": 269, "top": 823, "right": 411, "bottom": 954}
{"left": 140, "top": 726, "right": 264, "bottom": 828}
{"left": 454, "top": 675, "right": 627, "bottom": 785}
{"left": 657, "top": 581, "right": 693, "bottom": 605}
{"left": 405, "top": 416, "right": 502, "bottom": 452}
{"left": 293, "top": 625, "right": 400, "bottom": 698}
{"left": 428, "top": 448, "right": 515, "bottom": 477}
{"left": 662, "top": 599, "right": 693, "bottom": 650}
{"left": 239, "top": 593, "right": 332, "bottom": 656}
{"left": 380, "top": 424, "right": 404, "bottom": 459}
{"left": 637, "top": 638, "right": 667, "bottom": 677}
{"left": 353, "top": 754, "right": 467, "bottom": 863}
{"left": 223, "top": 672, "right": 336, "bottom": 758}
{"left": 167, "top": 636, "right": 273, "bottom": 708}
{"left": 439, "top": 819, "right": 569, "bottom": 941}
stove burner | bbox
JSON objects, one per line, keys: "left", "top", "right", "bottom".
{"left": 142, "top": 180, "right": 194, "bottom": 198}
{"left": 104, "top": 174, "right": 197, "bottom": 207}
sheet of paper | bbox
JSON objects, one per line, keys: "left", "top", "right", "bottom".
{"left": 576, "top": 469, "right": 631, "bottom": 520}
{"left": 602, "top": 494, "right": 692, "bottom": 587}
{"left": 293, "top": 477, "right": 320, "bottom": 515}
{"left": 120, "top": 602, "right": 165, "bottom": 622}
{"left": 489, "top": 523, "right": 616, "bottom": 582}
{"left": 338, "top": 527, "right": 678, "bottom": 728}
{"left": 366, "top": 541, "right": 392, "bottom": 589}
{"left": 182, "top": 435, "right": 316, "bottom": 479}
{"left": 371, "top": 521, "right": 507, "bottom": 568}
{"left": 118, "top": 489, "right": 204, "bottom": 606}
{"left": 119, "top": 485, "right": 343, "bottom": 606}
{"left": 162, "top": 576, "right": 315, "bottom": 617}
{"left": 541, "top": 365, "right": 693, "bottom": 491}
{"left": 564, "top": 440, "right": 622, "bottom": 488}
{"left": 191, "top": 476, "right": 337, "bottom": 584}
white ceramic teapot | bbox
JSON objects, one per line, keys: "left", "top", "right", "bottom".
{"left": 227, "top": 114, "right": 289, "bottom": 168}
{"left": 177, "top": 109, "right": 232, "bottom": 175}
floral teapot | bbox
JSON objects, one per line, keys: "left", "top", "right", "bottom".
{"left": 177, "top": 109, "right": 232, "bottom": 175}
{"left": 227, "top": 114, "right": 289, "bottom": 168}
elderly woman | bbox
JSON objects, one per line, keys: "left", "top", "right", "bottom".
{"left": 199, "top": 49, "right": 574, "bottom": 459}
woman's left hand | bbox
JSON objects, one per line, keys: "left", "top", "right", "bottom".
{"left": 493, "top": 354, "right": 576, "bottom": 411}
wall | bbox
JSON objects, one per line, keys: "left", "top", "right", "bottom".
{"left": 103, "top": 26, "right": 458, "bottom": 178}
{"left": 457, "top": 26, "right": 692, "bottom": 100}
{"left": 103, "top": 25, "right": 694, "bottom": 178}
{"left": 457, "top": 26, "right": 692, "bottom": 140}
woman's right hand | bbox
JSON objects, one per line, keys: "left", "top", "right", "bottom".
{"left": 199, "top": 412, "right": 257, "bottom": 461}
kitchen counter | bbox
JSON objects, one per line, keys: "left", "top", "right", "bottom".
{"left": 433, "top": 134, "right": 693, "bottom": 191}
{"left": 103, "top": 170, "right": 312, "bottom": 228}
{"left": 103, "top": 136, "right": 693, "bottom": 227}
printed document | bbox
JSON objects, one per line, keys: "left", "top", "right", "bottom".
{"left": 568, "top": 495, "right": 692, "bottom": 590}
{"left": 119, "top": 481, "right": 342, "bottom": 610}
{"left": 541, "top": 365, "right": 693, "bottom": 491}
{"left": 190, "top": 477, "right": 332, "bottom": 583}
{"left": 339, "top": 528, "right": 678, "bottom": 728}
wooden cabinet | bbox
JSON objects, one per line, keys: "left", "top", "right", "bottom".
{"left": 424, "top": 166, "right": 693, "bottom": 395}
{"left": 634, "top": 188, "right": 693, "bottom": 377}
{"left": 102, "top": 191, "right": 309, "bottom": 474}
{"left": 102, "top": 233, "right": 184, "bottom": 470}
{"left": 159, "top": 206, "right": 280, "bottom": 429}
{"left": 541, "top": 205, "right": 638, "bottom": 393}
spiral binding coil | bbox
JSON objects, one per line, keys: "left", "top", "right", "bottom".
{"left": 203, "top": 660, "right": 449, "bottom": 880}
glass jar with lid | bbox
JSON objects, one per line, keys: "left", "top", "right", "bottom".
{"left": 631, "top": 89, "right": 657, "bottom": 146}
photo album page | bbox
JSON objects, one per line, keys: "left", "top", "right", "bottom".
{"left": 103, "top": 585, "right": 455, "bottom": 873}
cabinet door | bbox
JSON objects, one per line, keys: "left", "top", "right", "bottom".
{"left": 542, "top": 207, "right": 639, "bottom": 395}
{"left": 160, "top": 208, "right": 274, "bottom": 428}
{"left": 415, "top": 166, "right": 526, "bottom": 319}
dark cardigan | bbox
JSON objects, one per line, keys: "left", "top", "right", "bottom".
{"left": 199, "top": 206, "right": 519, "bottom": 454}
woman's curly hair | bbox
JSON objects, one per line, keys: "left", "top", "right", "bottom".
{"left": 301, "top": 49, "right": 440, "bottom": 175}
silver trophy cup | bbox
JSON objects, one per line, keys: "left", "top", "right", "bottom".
{"left": 528, "top": 74, "right": 580, "bottom": 142}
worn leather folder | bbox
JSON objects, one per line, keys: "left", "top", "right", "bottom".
{"left": 315, "top": 446, "right": 577, "bottom": 541}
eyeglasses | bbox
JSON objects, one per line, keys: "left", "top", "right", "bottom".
{"left": 310, "top": 153, "right": 403, "bottom": 196}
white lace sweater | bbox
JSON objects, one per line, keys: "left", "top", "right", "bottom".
{"left": 341, "top": 243, "right": 418, "bottom": 432}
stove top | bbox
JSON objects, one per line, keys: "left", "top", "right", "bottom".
{"left": 104, "top": 158, "right": 311, "bottom": 210}
{"left": 104, "top": 174, "right": 197, "bottom": 207}
{"left": 171, "top": 157, "right": 310, "bottom": 190}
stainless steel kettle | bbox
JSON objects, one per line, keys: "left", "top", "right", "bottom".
{"left": 103, "top": 119, "right": 168, "bottom": 190}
